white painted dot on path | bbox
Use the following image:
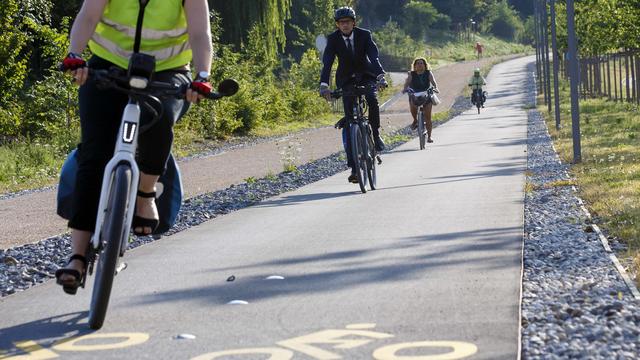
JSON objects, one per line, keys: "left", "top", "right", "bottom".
{"left": 265, "top": 275, "right": 285, "bottom": 280}
{"left": 227, "top": 300, "right": 249, "bottom": 305}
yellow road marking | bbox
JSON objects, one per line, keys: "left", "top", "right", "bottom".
{"left": 372, "top": 341, "right": 478, "bottom": 360}
{"left": 52, "top": 333, "right": 149, "bottom": 352}
{"left": 277, "top": 328, "right": 394, "bottom": 360}
{"left": 0, "top": 341, "right": 58, "bottom": 360}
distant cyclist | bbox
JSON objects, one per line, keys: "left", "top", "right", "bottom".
{"left": 468, "top": 68, "right": 487, "bottom": 108}
{"left": 402, "top": 57, "right": 438, "bottom": 143}
{"left": 319, "top": 6, "right": 387, "bottom": 183}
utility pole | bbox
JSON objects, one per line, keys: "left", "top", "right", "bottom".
{"left": 538, "top": 0, "right": 548, "bottom": 103}
{"left": 566, "top": 0, "right": 581, "bottom": 163}
{"left": 543, "top": 0, "right": 552, "bottom": 112}
{"left": 533, "top": 0, "right": 542, "bottom": 94}
{"left": 550, "top": 0, "right": 561, "bottom": 129}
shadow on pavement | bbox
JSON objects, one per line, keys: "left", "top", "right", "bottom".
{"left": 129, "top": 225, "right": 521, "bottom": 307}
{"left": 255, "top": 191, "right": 355, "bottom": 208}
{"left": 0, "top": 312, "right": 90, "bottom": 357}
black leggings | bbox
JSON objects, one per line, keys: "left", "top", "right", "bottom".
{"left": 68, "top": 56, "right": 190, "bottom": 232}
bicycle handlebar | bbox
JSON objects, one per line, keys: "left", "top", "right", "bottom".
{"left": 330, "top": 84, "right": 377, "bottom": 99}
{"left": 61, "top": 65, "right": 238, "bottom": 100}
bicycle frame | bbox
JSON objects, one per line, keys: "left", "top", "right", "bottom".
{"left": 91, "top": 100, "right": 141, "bottom": 253}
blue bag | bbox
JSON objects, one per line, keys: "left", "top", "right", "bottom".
{"left": 57, "top": 149, "right": 183, "bottom": 235}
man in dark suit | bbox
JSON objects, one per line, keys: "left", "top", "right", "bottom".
{"left": 319, "top": 6, "right": 387, "bottom": 183}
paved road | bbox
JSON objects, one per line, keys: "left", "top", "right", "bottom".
{"left": 0, "top": 56, "right": 531, "bottom": 359}
{"left": 0, "top": 56, "right": 507, "bottom": 249}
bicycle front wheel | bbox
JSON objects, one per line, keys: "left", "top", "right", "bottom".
{"left": 350, "top": 124, "right": 368, "bottom": 193}
{"left": 89, "top": 164, "right": 132, "bottom": 330}
{"left": 417, "top": 108, "right": 426, "bottom": 150}
{"left": 366, "top": 128, "right": 377, "bottom": 190}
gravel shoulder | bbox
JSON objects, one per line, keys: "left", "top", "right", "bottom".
{"left": 522, "top": 61, "right": 640, "bottom": 358}
{"left": 0, "top": 56, "right": 503, "bottom": 250}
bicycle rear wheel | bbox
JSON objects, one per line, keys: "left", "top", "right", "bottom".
{"left": 350, "top": 124, "right": 368, "bottom": 193}
{"left": 417, "top": 108, "right": 426, "bottom": 150}
{"left": 366, "top": 127, "right": 377, "bottom": 190}
{"left": 89, "top": 164, "right": 131, "bottom": 330}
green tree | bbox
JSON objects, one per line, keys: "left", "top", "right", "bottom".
{"left": 430, "top": 0, "right": 481, "bottom": 24}
{"left": 356, "top": 0, "right": 408, "bottom": 28}
{"left": 401, "top": 1, "right": 450, "bottom": 40}
{"left": 210, "top": 0, "right": 292, "bottom": 57}
{"left": 482, "top": 0, "right": 524, "bottom": 41}
{"left": 0, "top": 0, "right": 29, "bottom": 108}
{"left": 284, "top": 0, "right": 344, "bottom": 58}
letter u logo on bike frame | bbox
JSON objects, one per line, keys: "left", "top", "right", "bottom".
{"left": 122, "top": 121, "right": 137, "bottom": 144}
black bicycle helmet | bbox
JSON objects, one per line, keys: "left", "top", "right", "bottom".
{"left": 334, "top": 6, "right": 356, "bottom": 21}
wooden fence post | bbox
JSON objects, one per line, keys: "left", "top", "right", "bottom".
{"left": 605, "top": 54, "right": 611, "bottom": 101}
{"left": 613, "top": 54, "right": 618, "bottom": 102}
{"left": 626, "top": 51, "right": 631, "bottom": 102}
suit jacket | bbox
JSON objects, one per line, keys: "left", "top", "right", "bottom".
{"left": 320, "top": 27, "right": 385, "bottom": 88}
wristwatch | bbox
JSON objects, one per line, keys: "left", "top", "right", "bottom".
{"left": 195, "top": 71, "right": 210, "bottom": 82}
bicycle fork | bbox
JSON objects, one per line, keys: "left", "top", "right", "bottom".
{"left": 91, "top": 102, "right": 141, "bottom": 257}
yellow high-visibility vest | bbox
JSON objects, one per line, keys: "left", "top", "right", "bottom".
{"left": 88, "top": 0, "right": 192, "bottom": 71}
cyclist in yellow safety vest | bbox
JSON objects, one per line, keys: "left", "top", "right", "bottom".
{"left": 56, "top": 0, "right": 213, "bottom": 295}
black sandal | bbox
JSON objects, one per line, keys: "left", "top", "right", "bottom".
{"left": 132, "top": 190, "right": 159, "bottom": 236}
{"left": 55, "top": 254, "right": 87, "bottom": 295}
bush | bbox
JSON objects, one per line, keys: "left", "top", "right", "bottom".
{"left": 482, "top": 1, "right": 524, "bottom": 41}
{"left": 289, "top": 49, "right": 323, "bottom": 90}
{"left": 374, "top": 21, "right": 423, "bottom": 58}
{"left": 21, "top": 72, "right": 77, "bottom": 139}
{"left": 401, "top": 1, "right": 449, "bottom": 41}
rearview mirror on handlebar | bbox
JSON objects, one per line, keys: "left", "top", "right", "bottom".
{"left": 217, "top": 79, "right": 239, "bottom": 97}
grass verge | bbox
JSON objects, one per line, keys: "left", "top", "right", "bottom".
{"left": 540, "top": 78, "right": 640, "bottom": 283}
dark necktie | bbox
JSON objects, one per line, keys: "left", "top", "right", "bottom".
{"left": 346, "top": 38, "right": 354, "bottom": 55}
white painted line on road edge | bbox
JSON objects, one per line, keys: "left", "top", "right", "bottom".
{"left": 380, "top": 91, "right": 404, "bottom": 113}
{"left": 572, "top": 187, "right": 640, "bottom": 301}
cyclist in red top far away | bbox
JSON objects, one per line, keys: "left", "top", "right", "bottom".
{"left": 55, "top": 0, "right": 213, "bottom": 296}
{"left": 475, "top": 42, "right": 483, "bottom": 60}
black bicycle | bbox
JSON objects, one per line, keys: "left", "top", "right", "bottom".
{"left": 68, "top": 62, "right": 237, "bottom": 329}
{"left": 332, "top": 85, "right": 381, "bottom": 193}
{"left": 471, "top": 88, "right": 487, "bottom": 114}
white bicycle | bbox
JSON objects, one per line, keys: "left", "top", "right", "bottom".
{"left": 77, "top": 63, "right": 237, "bottom": 329}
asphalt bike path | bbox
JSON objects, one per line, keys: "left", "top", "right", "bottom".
{"left": 0, "top": 56, "right": 531, "bottom": 359}
{"left": 0, "top": 56, "right": 505, "bottom": 249}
